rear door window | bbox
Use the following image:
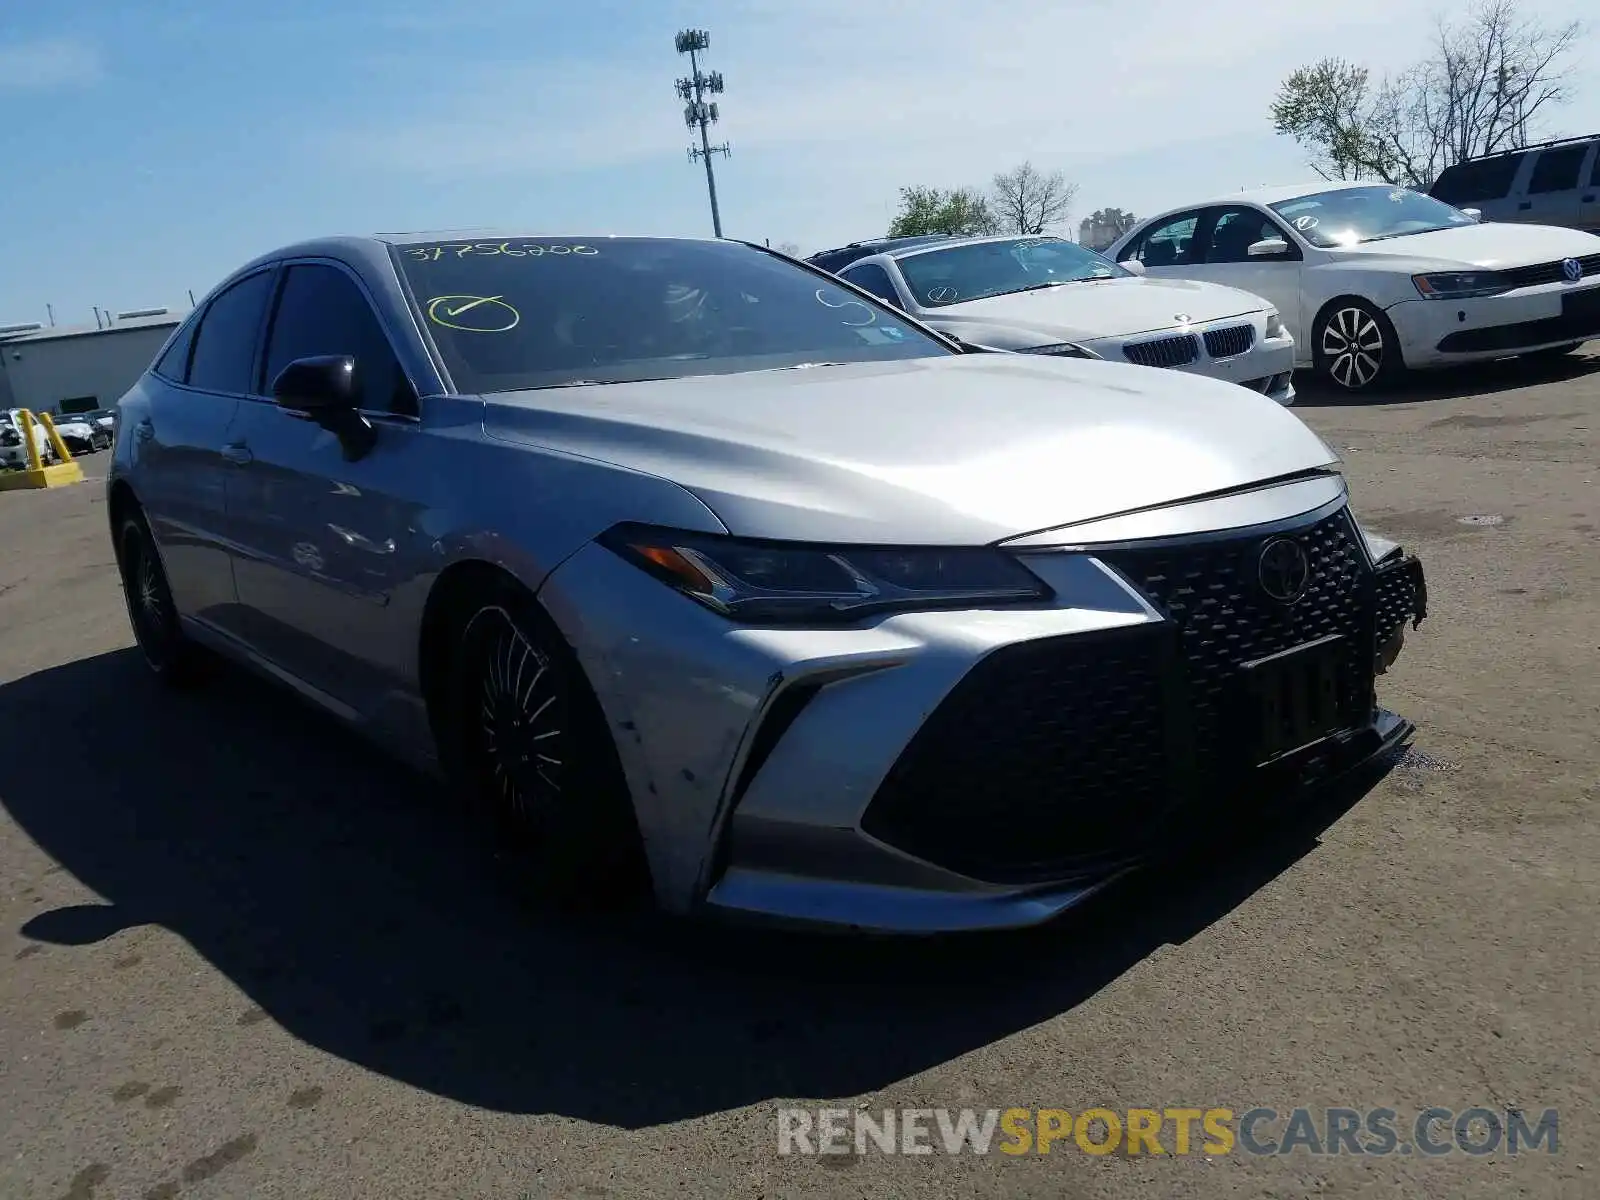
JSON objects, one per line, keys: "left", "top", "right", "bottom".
{"left": 1431, "top": 154, "right": 1525, "bottom": 204}
{"left": 841, "top": 263, "right": 904, "bottom": 308}
{"left": 1528, "top": 145, "right": 1588, "bottom": 194}
{"left": 186, "top": 270, "right": 276, "bottom": 395}
{"left": 152, "top": 317, "right": 198, "bottom": 383}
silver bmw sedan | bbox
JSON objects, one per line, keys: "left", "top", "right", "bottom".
{"left": 106, "top": 231, "right": 1428, "bottom": 934}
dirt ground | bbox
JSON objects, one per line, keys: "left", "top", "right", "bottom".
{"left": 2, "top": 348, "right": 1597, "bottom": 1200}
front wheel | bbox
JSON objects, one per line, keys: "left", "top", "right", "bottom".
{"left": 442, "top": 585, "right": 650, "bottom": 910}
{"left": 1313, "top": 301, "right": 1402, "bottom": 393}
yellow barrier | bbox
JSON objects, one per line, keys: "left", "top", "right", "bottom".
{"left": 0, "top": 408, "right": 86, "bottom": 491}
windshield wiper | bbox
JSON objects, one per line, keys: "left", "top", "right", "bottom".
{"left": 531, "top": 377, "right": 677, "bottom": 389}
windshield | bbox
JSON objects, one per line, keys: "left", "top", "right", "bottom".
{"left": 1270, "top": 186, "right": 1477, "bottom": 248}
{"left": 393, "top": 237, "right": 953, "bottom": 393}
{"left": 895, "top": 237, "right": 1126, "bottom": 308}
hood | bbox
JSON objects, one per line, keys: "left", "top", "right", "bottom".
{"left": 482, "top": 355, "right": 1339, "bottom": 544}
{"left": 918, "top": 276, "right": 1268, "bottom": 343}
{"left": 1340, "top": 221, "right": 1600, "bottom": 268}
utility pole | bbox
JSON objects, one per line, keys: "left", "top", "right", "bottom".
{"left": 674, "top": 29, "right": 730, "bottom": 238}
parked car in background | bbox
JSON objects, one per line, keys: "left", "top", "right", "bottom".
{"left": 108, "top": 229, "right": 1426, "bottom": 934}
{"left": 830, "top": 234, "right": 1296, "bottom": 403}
{"left": 0, "top": 409, "right": 58, "bottom": 468}
{"left": 52, "top": 412, "right": 112, "bottom": 455}
{"left": 1429, "top": 135, "right": 1600, "bottom": 234}
{"left": 1108, "top": 182, "right": 1600, "bottom": 393}
{"left": 805, "top": 234, "right": 957, "bottom": 275}
{"left": 83, "top": 408, "right": 118, "bottom": 437}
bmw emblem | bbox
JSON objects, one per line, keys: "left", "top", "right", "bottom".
{"left": 1561, "top": 257, "right": 1584, "bottom": 283}
{"left": 1257, "top": 537, "right": 1310, "bottom": 604}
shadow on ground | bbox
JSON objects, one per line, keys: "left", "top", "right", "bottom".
{"left": 1290, "top": 343, "right": 1600, "bottom": 408}
{"left": 3, "top": 649, "right": 1398, "bottom": 1128}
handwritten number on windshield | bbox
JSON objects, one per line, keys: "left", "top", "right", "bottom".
{"left": 405, "top": 243, "right": 600, "bottom": 261}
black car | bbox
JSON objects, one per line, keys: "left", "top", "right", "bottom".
{"left": 805, "top": 234, "right": 958, "bottom": 275}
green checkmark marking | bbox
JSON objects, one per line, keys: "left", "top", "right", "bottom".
{"left": 444, "top": 296, "right": 503, "bottom": 317}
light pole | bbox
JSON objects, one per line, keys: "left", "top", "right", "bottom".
{"left": 674, "top": 29, "right": 730, "bottom": 238}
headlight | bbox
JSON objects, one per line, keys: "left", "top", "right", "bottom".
{"left": 1264, "top": 309, "right": 1285, "bottom": 339}
{"left": 1412, "top": 271, "right": 1509, "bottom": 300}
{"left": 1019, "top": 342, "right": 1100, "bottom": 359}
{"left": 600, "top": 524, "right": 1052, "bottom": 623}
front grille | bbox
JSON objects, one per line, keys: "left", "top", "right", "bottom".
{"left": 1203, "top": 324, "right": 1256, "bottom": 358}
{"left": 1096, "top": 509, "right": 1375, "bottom": 807}
{"left": 858, "top": 625, "right": 1181, "bottom": 882}
{"left": 1124, "top": 333, "right": 1200, "bottom": 368}
{"left": 859, "top": 507, "right": 1390, "bottom": 883}
{"left": 1374, "top": 559, "right": 1420, "bottom": 648}
{"left": 1498, "top": 252, "right": 1600, "bottom": 289}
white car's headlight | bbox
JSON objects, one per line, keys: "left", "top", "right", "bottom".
{"left": 1264, "top": 309, "right": 1285, "bottom": 339}
{"left": 601, "top": 524, "right": 1052, "bottom": 623}
{"left": 1412, "top": 271, "right": 1510, "bottom": 300}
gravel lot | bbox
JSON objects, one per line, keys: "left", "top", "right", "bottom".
{"left": 2, "top": 349, "right": 1597, "bottom": 1200}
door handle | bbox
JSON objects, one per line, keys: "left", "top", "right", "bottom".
{"left": 134, "top": 419, "right": 154, "bottom": 442}
{"left": 220, "top": 442, "right": 254, "bottom": 465}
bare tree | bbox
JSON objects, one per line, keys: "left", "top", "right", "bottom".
{"left": 1271, "top": 0, "right": 1583, "bottom": 188}
{"left": 989, "top": 161, "right": 1077, "bottom": 235}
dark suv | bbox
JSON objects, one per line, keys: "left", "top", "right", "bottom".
{"left": 806, "top": 235, "right": 957, "bottom": 275}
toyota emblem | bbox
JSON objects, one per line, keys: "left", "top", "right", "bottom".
{"left": 1257, "top": 537, "right": 1310, "bottom": 604}
{"left": 1561, "top": 257, "right": 1584, "bottom": 283}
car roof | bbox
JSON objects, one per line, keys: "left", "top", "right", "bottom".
{"left": 881, "top": 233, "right": 1079, "bottom": 261}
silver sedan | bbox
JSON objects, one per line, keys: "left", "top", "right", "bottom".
{"left": 107, "top": 231, "right": 1429, "bottom": 933}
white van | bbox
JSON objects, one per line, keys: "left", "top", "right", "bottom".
{"left": 1429, "top": 134, "right": 1600, "bottom": 233}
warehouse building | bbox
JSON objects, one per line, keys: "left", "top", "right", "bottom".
{"left": 0, "top": 307, "right": 189, "bottom": 416}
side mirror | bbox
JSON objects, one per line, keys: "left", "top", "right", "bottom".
{"left": 1247, "top": 237, "right": 1291, "bottom": 258}
{"left": 1461, "top": 207, "right": 1483, "bottom": 222}
{"left": 270, "top": 355, "right": 377, "bottom": 462}
{"left": 1118, "top": 259, "right": 1147, "bottom": 276}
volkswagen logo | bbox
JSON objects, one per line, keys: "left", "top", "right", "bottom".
{"left": 1257, "top": 537, "right": 1310, "bottom": 604}
{"left": 1562, "top": 257, "right": 1584, "bottom": 283}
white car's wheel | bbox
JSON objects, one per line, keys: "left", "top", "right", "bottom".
{"left": 1313, "top": 300, "right": 1402, "bottom": 393}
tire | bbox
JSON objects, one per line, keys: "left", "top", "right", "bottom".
{"left": 440, "top": 582, "right": 650, "bottom": 910}
{"left": 115, "top": 511, "right": 205, "bottom": 685}
{"left": 1523, "top": 342, "right": 1581, "bottom": 362}
{"left": 1313, "top": 300, "right": 1403, "bottom": 393}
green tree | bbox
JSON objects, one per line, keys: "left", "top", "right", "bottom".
{"left": 887, "top": 186, "right": 997, "bottom": 237}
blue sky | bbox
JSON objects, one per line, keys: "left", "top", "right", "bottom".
{"left": 3, "top": 0, "right": 1596, "bottom": 328}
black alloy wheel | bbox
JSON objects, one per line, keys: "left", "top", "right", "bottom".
{"left": 445, "top": 587, "right": 649, "bottom": 909}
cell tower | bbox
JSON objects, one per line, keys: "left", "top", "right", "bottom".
{"left": 674, "top": 29, "right": 730, "bottom": 238}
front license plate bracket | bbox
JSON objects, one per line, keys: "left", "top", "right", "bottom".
{"left": 1242, "top": 633, "right": 1347, "bottom": 765}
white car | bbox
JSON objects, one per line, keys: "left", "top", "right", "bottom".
{"left": 830, "top": 235, "right": 1297, "bottom": 404}
{"left": 1107, "top": 181, "right": 1600, "bottom": 393}
{"left": 0, "top": 409, "right": 57, "bottom": 469}
{"left": 51, "top": 414, "right": 110, "bottom": 455}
